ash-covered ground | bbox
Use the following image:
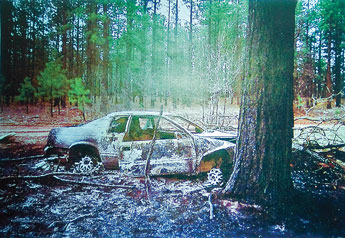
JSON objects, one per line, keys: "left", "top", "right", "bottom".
{"left": 1, "top": 105, "right": 345, "bottom": 237}
{"left": 1, "top": 152, "right": 345, "bottom": 238}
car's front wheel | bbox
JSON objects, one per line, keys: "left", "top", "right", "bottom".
{"left": 68, "top": 147, "right": 103, "bottom": 174}
{"left": 72, "top": 155, "right": 100, "bottom": 173}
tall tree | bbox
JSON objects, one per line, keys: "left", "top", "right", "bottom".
{"left": 151, "top": 0, "right": 159, "bottom": 107}
{"left": 86, "top": 0, "right": 99, "bottom": 95}
{"left": 319, "top": 0, "right": 345, "bottom": 108}
{"left": 224, "top": 0, "right": 296, "bottom": 207}
{"left": 101, "top": 1, "right": 110, "bottom": 112}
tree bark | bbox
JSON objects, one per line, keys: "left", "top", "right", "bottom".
{"left": 62, "top": 0, "right": 68, "bottom": 71}
{"left": 86, "top": 1, "right": 98, "bottom": 95}
{"left": 101, "top": 3, "right": 110, "bottom": 113}
{"left": 325, "top": 31, "right": 332, "bottom": 109}
{"left": 334, "top": 30, "right": 342, "bottom": 107}
{"left": 224, "top": 0, "right": 296, "bottom": 207}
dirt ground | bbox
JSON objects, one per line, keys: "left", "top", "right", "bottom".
{"left": 0, "top": 104, "right": 84, "bottom": 158}
{"left": 1, "top": 104, "right": 345, "bottom": 237}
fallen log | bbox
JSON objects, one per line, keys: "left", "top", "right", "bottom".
{"left": 306, "top": 143, "right": 345, "bottom": 150}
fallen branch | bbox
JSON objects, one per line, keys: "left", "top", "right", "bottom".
{"left": 292, "top": 144, "right": 345, "bottom": 174}
{"left": 306, "top": 143, "right": 345, "bottom": 150}
{"left": 0, "top": 172, "right": 135, "bottom": 189}
{"left": 0, "top": 155, "right": 44, "bottom": 163}
{"left": 52, "top": 175, "right": 134, "bottom": 189}
{"left": 208, "top": 192, "right": 214, "bottom": 220}
{"left": 293, "top": 124, "right": 345, "bottom": 149}
{"left": 48, "top": 212, "right": 95, "bottom": 231}
{"left": 144, "top": 106, "right": 163, "bottom": 203}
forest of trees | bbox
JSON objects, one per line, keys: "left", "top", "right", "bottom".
{"left": 0, "top": 0, "right": 344, "bottom": 115}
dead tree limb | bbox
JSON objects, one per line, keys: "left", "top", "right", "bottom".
{"left": 292, "top": 144, "right": 345, "bottom": 174}
{"left": 305, "top": 143, "right": 345, "bottom": 150}
{"left": 293, "top": 124, "right": 345, "bottom": 150}
{"left": 0, "top": 155, "right": 44, "bottom": 163}
{"left": 0, "top": 172, "right": 135, "bottom": 189}
{"left": 208, "top": 192, "right": 214, "bottom": 220}
{"left": 144, "top": 106, "right": 163, "bottom": 179}
{"left": 144, "top": 106, "right": 163, "bottom": 203}
{"left": 48, "top": 212, "right": 95, "bottom": 231}
{"left": 52, "top": 175, "right": 135, "bottom": 189}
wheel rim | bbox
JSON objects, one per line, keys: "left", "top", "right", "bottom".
{"left": 206, "top": 168, "right": 223, "bottom": 186}
{"left": 73, "top": 155, "right": 96, "bottom": 173}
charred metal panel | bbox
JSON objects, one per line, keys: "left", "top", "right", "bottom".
{"left": 118, "top": 137, "right": 196, "bottom": 176}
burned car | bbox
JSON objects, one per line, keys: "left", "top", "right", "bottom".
{"left": 44, "top": 111, "right": 236, "bottom": 181}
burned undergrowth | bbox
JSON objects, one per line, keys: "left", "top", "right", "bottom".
{"left": 1, "top": 108, "right": 345, "bottom": 237}
{"left": 286, "top": 146, "right": 345, "bottom": 236}
{"left": 0, "top": 145, "right": 345, "bottom": 237}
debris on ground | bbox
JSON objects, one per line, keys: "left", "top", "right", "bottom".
{"left": 1, "top": 105, "right": 345, "bottom": 237}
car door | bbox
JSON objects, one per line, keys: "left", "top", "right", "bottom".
{"left": 99, "top": 116, "right": 129, "bottom": 169}
{"left": 119, "top": 115, "right": 196, "bottom": 176}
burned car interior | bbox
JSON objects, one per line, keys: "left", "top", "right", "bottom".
{"left": 122, "top": 116, "right": 186, "bottom": 142}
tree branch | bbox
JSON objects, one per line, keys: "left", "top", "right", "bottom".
{"left": 0, "top": 172, "right": 135, "bottom": 189}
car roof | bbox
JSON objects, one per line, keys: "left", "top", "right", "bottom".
{"left": 106, "top": 111, "right": 175, "bottom": 117}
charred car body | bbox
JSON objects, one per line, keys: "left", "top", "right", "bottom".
{"left": 44, "top": 111, "right": 236, "bottom": 179}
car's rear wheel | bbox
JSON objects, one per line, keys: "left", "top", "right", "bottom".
{"left": 199, "top": 150, "right": 233, "bottom": 187}
{"left": 206, "top": 168, "right": 224, "bottom": 186}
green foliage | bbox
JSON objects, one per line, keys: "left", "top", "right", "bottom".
{"left": 16, "top": 77, "right": 35, "bottom": 102}
{"left": 68, "top": 77, "right": 91, "bottom": 111}
{"left": 294, "top": 0, "right": 345, "bottom": 102}
{"left": 7, "top": 0, "right": 343, "bottom": 112}
{"left": 296, "top": 95, "right": 305, "bottom": 109}
{"left": 334, "top": 108, "right": 342, "bottom": 116}
{"left": 36, "top": 60, "right": 69, "bottom": 102}
{"left": 319, "top": 0, "right": 345, "bottom": 33}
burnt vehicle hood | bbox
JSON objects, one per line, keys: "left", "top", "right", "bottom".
{"left": 197, "top": 130, "right": 237, "bottom": 143}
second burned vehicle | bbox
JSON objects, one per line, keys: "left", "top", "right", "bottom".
{"left": 44, "top": 111, "right": 236, "bottom": 181}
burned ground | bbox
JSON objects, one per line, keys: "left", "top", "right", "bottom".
{"left": 1, "top": 150, "right": 345, "bottom": 238}
{"left": 1, "top": 105, "right": 345, "bottom": 237}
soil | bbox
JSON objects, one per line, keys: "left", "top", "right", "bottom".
{"left": 1, "top": 104, "right": 345, "bottom": 237}
{"left": 0, "top": 104, "right": 84, "bottom": 158}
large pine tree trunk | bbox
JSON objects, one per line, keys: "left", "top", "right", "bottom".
{"left": 224, "top": 0, "right": 296, "bottom": 207}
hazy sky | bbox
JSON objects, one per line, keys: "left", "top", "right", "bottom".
{"left": 158, "top": 0, "right": 190, "bottom": 26}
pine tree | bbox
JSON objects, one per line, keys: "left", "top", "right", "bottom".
{"left": 224, "top": 0, "right": 296, "bottom": 209}
{"left": 36, "top": 60, "right": 69, "bottom": 117}
{"left": 16, "top": 77, "right": 36, "bottom": 114}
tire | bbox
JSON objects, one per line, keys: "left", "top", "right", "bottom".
{"left": 200, "top": 151, "right": 233, "bottom": 188}
{"left": 206, "top": 168, "right": 224, "bottom": 186}
{"left": 70, "top": 152, "right": 103, "bottom": 174}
